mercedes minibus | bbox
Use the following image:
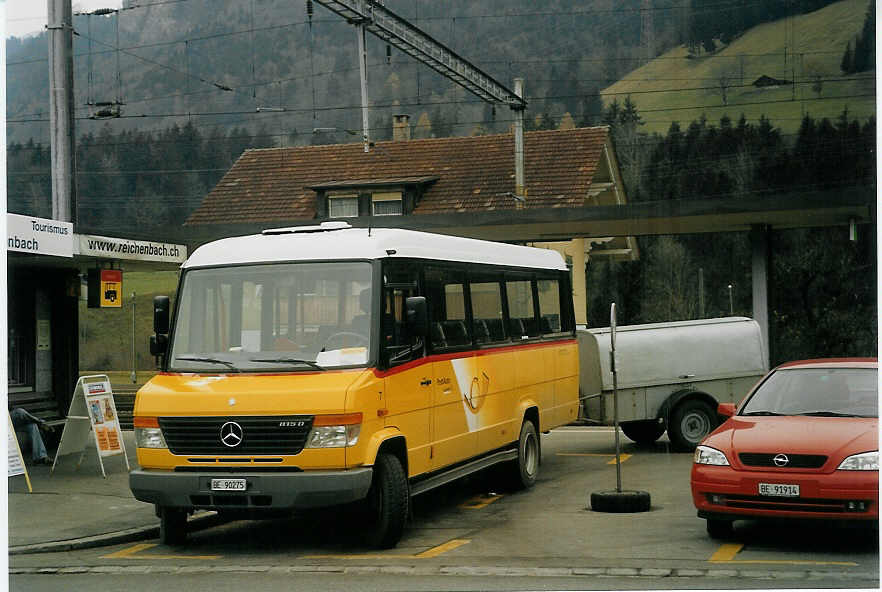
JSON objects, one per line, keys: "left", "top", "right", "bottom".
{"left": 130, "top": 222, "right": 579, "bottom": 547}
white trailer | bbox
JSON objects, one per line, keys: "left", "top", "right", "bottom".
{"left": 578, "top": 317, "right": 767, "bottom": 450}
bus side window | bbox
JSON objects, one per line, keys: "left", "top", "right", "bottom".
{"left": 537, "top": 278, "right": 562, "bottom": 334}
{"left": 426, "top": 267, "right": 470, "bottom": 351}
{"left": 469, "top": 273, "right": 507, "bottom": 345}
{"left": 505, "top": 278, "right": 539, "bottom": 339}
{"left": 382, "top": 264, "right": 421, "bottom": 366}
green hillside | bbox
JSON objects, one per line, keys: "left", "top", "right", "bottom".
{"left": 602, "top": 0, "right": 875, "bottom": 134}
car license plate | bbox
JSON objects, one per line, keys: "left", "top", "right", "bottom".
{"left": 211, "top": 478, "right": 246, "bottom": 491}
{"left": 759, "top": 482, "right": 799, "bottom": 497}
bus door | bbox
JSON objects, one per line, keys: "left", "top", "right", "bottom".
{"left": 425, "top": 267, "right": 477, "bottom": 471}
{"left": 380, "top": 265, "right": 432, "bottom": 477}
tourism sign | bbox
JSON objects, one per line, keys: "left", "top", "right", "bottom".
{"left": 6, "top": 213, "right": 74, "bottom": 258}
{"left": 76, "top": 234, "right": 186, "bottom": 264}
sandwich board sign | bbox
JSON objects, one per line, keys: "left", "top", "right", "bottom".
{"left": 52, "top": 374, "right": 130, "bottom": 478}
{"left": 7, "top": 410, "right": 32, "bottom": 492}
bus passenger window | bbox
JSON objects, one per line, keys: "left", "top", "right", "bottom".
{"left": 426, "top": 267, "right": 471, "bottom": 350}
{"left": 470, "top": 280, "right": 506, "bottom": 344}
{"left": 538, "top": 279, "right": 562, "bottom": 334}
{"left": 506, "top": 279, "right": 539, "bottom": 338}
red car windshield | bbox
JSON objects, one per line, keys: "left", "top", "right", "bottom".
{"left": 741, "top": 367, "right": 878, "bottom": 418}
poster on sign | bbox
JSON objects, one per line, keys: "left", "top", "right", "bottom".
{"left": 7, "top": 410, "right": 32, "bottom": 492}
{"left": 52, "top": 375, "right": 130, "bottom": 478}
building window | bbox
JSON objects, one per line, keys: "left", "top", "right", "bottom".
{"left": 328, "top": 194, "right": 358, "bottom": 218}
{"left": 372, "top": 192, "right": 403, "bottom": 216}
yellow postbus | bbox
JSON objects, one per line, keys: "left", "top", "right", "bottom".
{"left": 130, "top": 222, "right": 579, "bottom": 547}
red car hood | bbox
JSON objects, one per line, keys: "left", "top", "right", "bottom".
{"left": 705, "top": 416, "right": 878, "bottom": 461}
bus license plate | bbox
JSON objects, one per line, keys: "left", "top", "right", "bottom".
{"left": 759, "top": 483, "right": 799, "bottom": 497}
{"left": 211, "top": 478, "right": 246, "bottom": 491}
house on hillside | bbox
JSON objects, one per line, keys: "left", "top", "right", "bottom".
{"left": 185, "top": 119, "right": 637, "bottom": 327}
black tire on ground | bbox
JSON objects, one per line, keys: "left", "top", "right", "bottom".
{"left": 668, "top": 399, "right": 717, "bottom": 451}
{"left": 621, "top": 420, "right": 666, "bottom": 445}
{"left": 509, "top": 419, "right": 540, "bottom": 490}
{"left": 706, "top": 518, "right": 735, "bottom": 539}
{"left": 590, "top": 489, "right": 651, "bottom": 513}
{"left": 159, "top": 507, "right": 187, "bottom": 545}
{"left": 363, "top": 453, "right": 409, "bottom": 549}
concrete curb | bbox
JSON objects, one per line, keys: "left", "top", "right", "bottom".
{"left": 9, "top": 564, "right": 880, "bottom": 581}
{"left": 9, "top": 512, "right": 225, "bottom": 556}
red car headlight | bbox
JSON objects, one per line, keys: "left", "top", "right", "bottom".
{"left": 837, "top": 451, "right": 879, "bottom": 471}
{"left": 694, "top": 445, "right": 730, "bottom": 466}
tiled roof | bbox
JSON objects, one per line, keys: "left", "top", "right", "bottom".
{"left": 185, "top": 126, "right": 612, "bottom": 226}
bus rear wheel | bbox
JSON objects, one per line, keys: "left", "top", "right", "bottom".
{"left": 509, "top": 419, "right": 539, "bottom": 490}
{"left": 363, "top": 453, "right": 408, "bottom": 549}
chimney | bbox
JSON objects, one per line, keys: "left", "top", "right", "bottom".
{"left": 392, "top": 114, "right": 411, "bottom": 142}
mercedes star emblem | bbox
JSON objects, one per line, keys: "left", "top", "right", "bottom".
{"left": 220, "top": 421, "right": 244, "bottom": 448}
{"left": 773, "top": 453, "right": 789, "bottom": 467}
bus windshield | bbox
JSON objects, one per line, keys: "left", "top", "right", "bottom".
{"left": 168, "top": 262, "right": 373, "bottom": 372}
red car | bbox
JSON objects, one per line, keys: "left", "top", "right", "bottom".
{"left": 691, "top": 358, "right": 878, "bottom": 538}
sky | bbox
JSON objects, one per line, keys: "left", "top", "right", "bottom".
{"left": 5, "top": 0, "right": 123, "bottom": 39}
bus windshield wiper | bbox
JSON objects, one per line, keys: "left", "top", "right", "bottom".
{"left": 797, "top": 411, "right": 862, "bottom": 417}
{"left": 174, "top": 356, "right": 241, "bottom": 373}
{"left": 741, "top": 410, "right": 783, "bottom": 416}
{"left": 250, "top": 357, "right": 325, "bottom": 371}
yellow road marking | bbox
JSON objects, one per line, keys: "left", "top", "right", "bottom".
{"left": 556, "top": 452, "right": 633, "bottom": 464}
{"left": 709, "top": 543, "right": 743, "bottom": 562}
{"left": 458, "top": 493, "right": 502, "bottom": 509}
{"left": 414, "top": 539, "right": 471, "bottom": 558}
{"left": 102, "top": 543, "right": 221, "bottom": 560}
{"left": 304, "top": 538, "right": 471, "bottom": 560}
{"left": 708, "top": 542, "right": 858, "bottom": 566}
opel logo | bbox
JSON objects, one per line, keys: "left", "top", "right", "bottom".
{"left": 220, "top": 421, "right": 244, "bottom": 448}
{"left": 773, "top": 453, "right": 789, "bottom": 467}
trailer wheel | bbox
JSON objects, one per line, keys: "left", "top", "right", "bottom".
{"left": 159, "top": 507, "right": 187, "bottom": 546}
{"left": 621, "top": 420, "right": 665, "bottom": 445}
{"left": 363, "top": 453, "right": 408, "bottom": 549}
{"left": 669, "top": 399, "right": 716, "bottom": 451}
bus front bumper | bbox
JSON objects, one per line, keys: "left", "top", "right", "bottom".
{"left": 130, "top": 467, "right": 373, "bottom": 511}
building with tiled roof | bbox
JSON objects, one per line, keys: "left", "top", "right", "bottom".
{"left": 185, "top": 124, "right": 638, "bottom": 327}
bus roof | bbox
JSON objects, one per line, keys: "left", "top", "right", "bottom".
{"left": 183, "top": 223, "right": 568, "bottom": 271}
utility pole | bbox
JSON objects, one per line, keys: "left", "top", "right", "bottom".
{"left": 48, "top": 0, "right": 77, "bottom": 224}
{"left": 513, "top": 78, "right": 525, "bottom": 202}
{"left": 357, "top": 21, "right": 370, "bottom": 153}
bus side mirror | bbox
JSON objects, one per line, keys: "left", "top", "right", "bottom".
{"left": 151, "top": 296, "right": 170, "bottom": 358}
{"left": 150, "top": 333, "right": 168, "bottom": 357}
{"left": 405, "top": 296, "right": 428, "bottom": 338}
{"left": 154, "top": 295, "right": 170, "bottom": 334}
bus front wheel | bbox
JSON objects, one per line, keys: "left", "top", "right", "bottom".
{"left": 159, "top": 507, "right": 187, "bottom": 546}
{"left": 363, "top": 453, "right": 408, "bottom": 549}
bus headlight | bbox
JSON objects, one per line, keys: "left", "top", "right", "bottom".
{"left": 306, "top": 413, "right": 362, "bottom": 448}
{"left": 133, "top": 417, "right": 168, "bottom": 449}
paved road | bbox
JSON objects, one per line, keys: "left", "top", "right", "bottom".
{"left": 10, "top": 427, "right": 879, "bottom": 590}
